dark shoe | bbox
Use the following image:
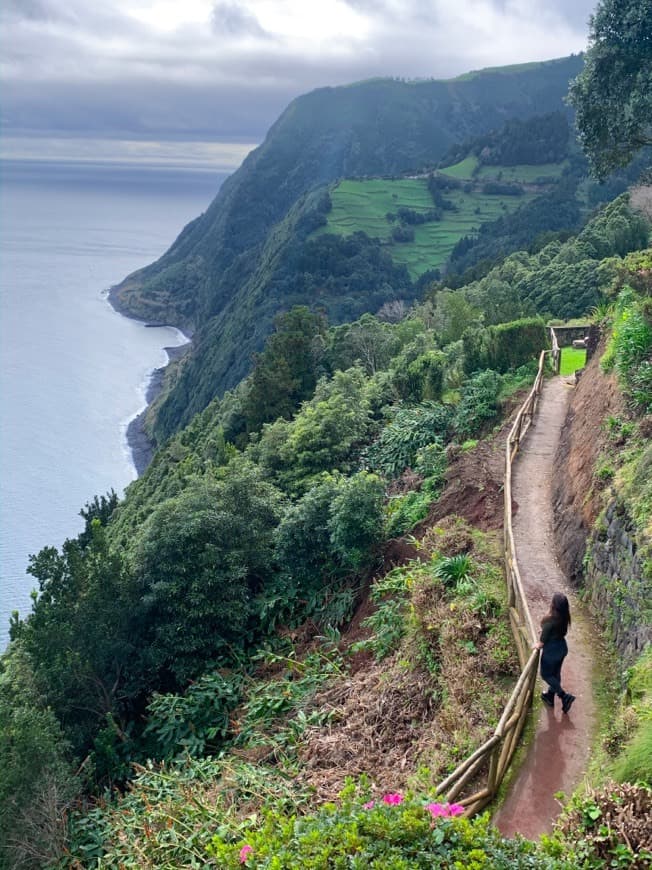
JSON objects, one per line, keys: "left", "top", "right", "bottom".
{"left": 541, "top": 692, "right": 554, "bottom": 708}
{"left": 562, "top": 694, "right": 575, "bottom": 714}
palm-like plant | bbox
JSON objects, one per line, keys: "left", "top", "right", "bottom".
{"left": 432, "top": 554, "right": 473, "bottom": 588}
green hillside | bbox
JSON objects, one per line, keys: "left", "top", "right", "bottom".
{"left": 110, "top": 55, "right": 585, "bottom": 442}
{"left": 316, "top": 175, "right": 541, "bottom": 278}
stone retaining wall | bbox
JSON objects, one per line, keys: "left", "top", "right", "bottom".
{"left": 584, "top": 499, "right": 652, "bottom": 664}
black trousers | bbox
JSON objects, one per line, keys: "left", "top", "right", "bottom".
{"left": 540, "top": 638, "right": 568, "bottom": 697}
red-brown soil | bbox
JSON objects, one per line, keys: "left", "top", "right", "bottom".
{"left": 551, "top": 338, "right": 625, "bottom": 584}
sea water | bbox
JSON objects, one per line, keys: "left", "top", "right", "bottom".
{"left": 0, "top": 160, "right": 224, "bottom": 646}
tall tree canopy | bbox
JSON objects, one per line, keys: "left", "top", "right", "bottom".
{"left": 568, "top": 0, "right": 652, "bottom": 178}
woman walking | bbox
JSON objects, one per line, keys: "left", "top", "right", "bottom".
{"left": 535, "top": 592, "right": 575, "bottom": 714}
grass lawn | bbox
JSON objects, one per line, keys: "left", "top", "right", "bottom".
{"left": 438, "top": 156, "right": 478, "bottom": 179}
{"left": 316, "top": 176, "right": 537, "bottom": 279}
{"left": 559, "top": 347, "right": 586, "bottom": 376}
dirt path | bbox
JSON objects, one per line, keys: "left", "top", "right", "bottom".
{"left": 494, "top": 377, "right": 598, "bottom": 839}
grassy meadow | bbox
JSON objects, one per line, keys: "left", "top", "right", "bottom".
{"left": 438, "top": 156, "right": 566, "bottom": 183}
{"left": 559, "top": 347, "right": 587, "bottom": 376}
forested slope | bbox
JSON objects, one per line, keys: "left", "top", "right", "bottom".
{"left": 3, "top": 9, "right": 652, "bottom": 860}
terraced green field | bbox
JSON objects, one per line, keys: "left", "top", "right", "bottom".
{"left": 438, "top": 156, "right": 478, "bottom": 179}
{"left": 316, "top": 176, "right": 538, "bottom": 278}
{"left": 439, "top": 157, "right": 566, "bottom": 183}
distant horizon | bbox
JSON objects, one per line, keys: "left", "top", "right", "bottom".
{"left": 3, "top": 0, "right": 594, "bottom": 161}
{"left": 1, "top": 51, "right": 584, "bottom": 175}
{"left": 0, "top": 139, "right": 257, "bottom": 175}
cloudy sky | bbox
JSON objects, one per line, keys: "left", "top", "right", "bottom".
{"left": 1, "top": 0, "right": 597, "bottom": 171}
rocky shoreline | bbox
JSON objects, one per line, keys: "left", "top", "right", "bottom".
{"left": 107, "top": 285, "right": 190, "bottom": 476}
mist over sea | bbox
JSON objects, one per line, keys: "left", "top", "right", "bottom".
{"left": 0, "top": 159, "right": 224, "bottom": 646}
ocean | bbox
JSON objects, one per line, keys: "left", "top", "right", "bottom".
{"left": 0, "top": 159, "right": 225, "bottom": 646}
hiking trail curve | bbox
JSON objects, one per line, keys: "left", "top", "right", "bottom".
{"left": 494, "top": 376, "right": 598, "bottom": 839}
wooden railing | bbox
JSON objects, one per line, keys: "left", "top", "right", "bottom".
{"left": 550, "top": 327, "right": 561, "bottom": 375}
{"left": 433, "top": 333, "right": 559, "bottom": 815}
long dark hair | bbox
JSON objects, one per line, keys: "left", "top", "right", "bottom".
{"left": 542, "top": 592, "right": 571, "bottom": 635}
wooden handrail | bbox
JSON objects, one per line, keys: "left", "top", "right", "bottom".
{"left": 434, "top": 347, "right": 555, "bottom": 812}
{"left": 550, "top": 327, "right": 560, "bottom": 375}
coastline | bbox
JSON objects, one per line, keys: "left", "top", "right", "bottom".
{"left": 107, "top": 285, "right": 190, "bottom": 476}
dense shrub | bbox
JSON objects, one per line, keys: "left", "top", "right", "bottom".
{"left": 463, "top": 318, "right": 547, "bottom": 375}
{"left": 133, "top": 464, "right": 286, "bottom": 684}
{"left": 365, "top": 405, "right": 452, "bottom": 478}
{"left": 251, "top": 368, "right": 375, "bottom": 495}
{"left": 551, "top": 782, "right": 652, "bottom": 869}
{"left": 453, "top": 370, "right": 503, "bottom": 439}
{"left": 143, "top": 671, "right": 244, "bottom": 760}
{"left": 272, "top": 472, "right": 385, "bottom": 622}
{"left": 390, "top": 350, "right": 447, "bottom": 402}
{"left": 392, "top": 224, "right": 415, "bottom": 243}
{"left": 487, "top": 318, "right": 548, "bottom": 373}
{"left": 602, "top": 287, "right": 652, "bottom": 412}
{"left": 0, "top": 645, "right": 78, "bottom": 870}
{"left": 207, "top": 783, "right": 564, "bottom": 868}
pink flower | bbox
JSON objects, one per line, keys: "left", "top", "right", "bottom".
{"left": 239, "top": 844, "right": 253, "bottom": 863}
{"left": 382, "top": 793, "right": 404, "bottom": 805}
{"left": 449, "top": 803, "right": 465, "bottom": 816}
{"left": 362, "top": 800, "right": 375, "bottom": 810}
{"left": 426, "top": 802, "right": 448, "bottom": 817}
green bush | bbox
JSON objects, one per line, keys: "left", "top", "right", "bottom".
{"left": 0, "top": 644, "right": 78, "bottom": 870}
{"left": 365, "top": 405, "right": 451, "bottom": 478}
{"left": 414, "top": 442, "right": 448, "bottom": 479}
{"left": 207, "top": 781, "right": 566, "bottom": 868}
{"left": 463, "top": 318, "right": 546, "bottom": 375}
{"left": 273, "top": 472, "right": 385, "bottom": 624}
{"left": 385, "top": 491, "right": 432, "bottom": 538}
{"left": 453, "top": 370, "right": 503, "bottom": 440}
{"left": 403, "top": 351, "right": 447, "bottom": 402}
{"left": 602, "top": 287, "right": 652, "bottom": 412}
{"left": 432, "top": 554, "right": 474, "bottom": 590}
{"left": 143, "top": 671, "right": 244, "bottom": 760}
{"left": 253, "top": 367, "right": 374, "bottom": 494}
{"left": 329, "top": 472, "right": 385, "bottom": 573}
{"left": 133, "top": 463, "right": 286, "bottom": 684}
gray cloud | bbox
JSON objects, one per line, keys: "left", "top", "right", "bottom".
{"left": 3, "top": 0, "right": 68, "bottom": 22}
{"left": 211, "top": 2, "right": 269, "bottom": 37}
{"left": 0, "top": 0, "right": 596, "bottom": 165}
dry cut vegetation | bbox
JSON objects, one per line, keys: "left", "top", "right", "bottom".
{"left": 296, "top": 519, "right": 519, "bottom": 803}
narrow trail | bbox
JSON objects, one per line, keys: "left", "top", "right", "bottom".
{"left": 494, "top": 377, "right": 598, "bottom": 839}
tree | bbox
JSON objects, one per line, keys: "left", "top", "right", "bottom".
{"left": 0, "top": 644, "right": 77, "bottom": 869}
{"left": 568, "top": 0, "right": 652, "bottom": 178}
{"left": 242, "top": 307, "right": 327, "bottom": 432}
{"left": 253, "top": 368, "right": 374, "bottom": 495}
{"left": 326, "top": 313, "right": 398, "bottom": 375}
{"left": 16, "top": 524, "right": 141, "bottom": 755}
{"left": 134, "top": 463, "right": 285, "bottom": 684}
{"left": 431, "top": 289, "right": 482, "bottom": 346}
